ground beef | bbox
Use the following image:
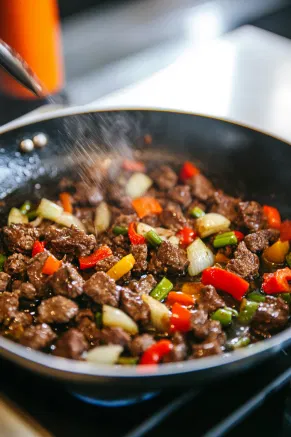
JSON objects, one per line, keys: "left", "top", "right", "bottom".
{"left": 226, "top": 241, "right": 260, "bottom": 279}
{"left": 163, "top": 332, "right": 187, "bottom": 363}
{"left": 27, "top": 251, "right": 49, "bottom": 295}
{"left": 0, "top": 272, "right": 10, "bottom": 292}
{"left": 73, "top": 181, "right": 103, "bottom": 206}
{"left": 128, "top": 274, "right": 157, "bottom": 295}
{"left": 169, "top": 185, "right": 192, "bottom": 208}
{"left": 18, "top": 282, "right": 37, "bottom": 300}
{"left": 199, "top": 285, "right": 225, "bottom": 314}
{"left": 129, "top": 334, "right": 155, "bottom": 356}
{"left": 188, "top": 174, "right": 215, "bottom": 202}
{"left": 159, "top": 203, "right": 187, "bottom": 231}
{"left": 238, "top": 201, "right": 266, "bottom": 232}
{"left": 130, "top": 244, "right": 148, "bottom": 273}
{"left": 0, "top": 291, "right": 19, "bottom": 325}
{"left": 75, "top": 207, "right": 95, "bottom": 234}
{"left": 49, "top": 263, "right": 84, "bottom": 298}
{"left": 44, "top": 225, "right": 96, "bottom": 258}
{"left": 210, "top": 191, "right": 240, "bottom": 222}
{"left": 148, "top": 241, "right": 189, "bottom": 274}
{"left": 97, "top": 327, "right": 131, "bottom": 347}
{"left": 53, "top": 329, "right": 88, "bottom": 359}
{"left": 3, "top": 224, "right": 40, "bottom": 254}
{"left": 4, "top": 253, "right": 30, "bottom": 277}
{"left": 38, "top": 296, "right": 78, "bottom": 324}
{"left": 252, "top": 296, "right": 289, "bottom": 334}
{"left": 6, "top": 312, "right": 33, "bottom": 341}
{"left": 150, "top": 165, "right": 178, "bottom": 190}
{"left": 20, "top": 323, "right": 56, "bottom": 350}
{"left": 120, "top": 288, "right": 150, "bottom": 324}
{"left": 83, "top": 271, "right": 120, "bottom": 307}
{"left": 95, "top": 255, "right": 120, "bottom": 273}
{"left": 244, "top": 229, "right": 280, "bottom": 253}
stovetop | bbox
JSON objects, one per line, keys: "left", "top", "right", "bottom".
{"left": 1, "top": 349, "right": 291, "bottom": 437}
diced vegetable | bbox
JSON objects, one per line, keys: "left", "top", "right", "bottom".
{"left": 227, "top": 336, "right": 250, "bottom": 350}
{"left": 146, "top": 230, "right": 163, "bottom": 247}
{"left": 286, "top": 253, "right": 291, "bottom": 268}
{"left": 0, "top": 254, "right": 7, "bottom": 272}
{"left": 166, "top": 292, "right": 195, "bottom": 306}
{"left": 170, "top": 303, "right": 191, "bottom": 332}
{"left": 150, "top": 277, "right": 173, "bottom": 301}
{"left": 179, "top": 161, "right": 200, "bottom": 182}
{"left": 181, "top": 282, "right": 204, "bottom": 297}
{"left": 202, "top": 267, "right": 249, "bottom": 301}
{"left": 107, "top": 254, "right": 135, "bottom": 281}
{"left": 168, "top": 236, "right": 180, "bottom": 247}
{"left": 36, "top": 198, "right": 63, "bottom": 221}
{"left": 20, "top": 200, "right": 32, "bottom": 215}
{"left": 113, "top": 226, "right": 128, "bottom": 236}
{"left": 142, "top": 294, "right": 170, "bottom": 331}
{"left": 263, "top": 205, "right": 281, "bottom": 229}
{"left": 128, "top": 222, "right": 146, "bottom": 245}
{"left": 262, "top": 267, "right": 291, "bottom": 294}
{"left": 125, "top": 172, "right": 153, "bottom": 198}
{"left": 132, "top": 197, "right": 162, "bottom": 219}
{"left": 56, "top": 212, "right": 86, "bottom": 231}
{"left": 215, "top": 253, "right": 230, "bottom": 264}
{"left": 187, "top": 238, "right": 215, "bottom": 277}
{"left": 87, "top": 345, "right": 123, "bottom": 365}
{"left": 122, "top": 159, "right": 145, "bottom": 173}
{"left": 79, "top": 245, "right": 112, "bottom": 270}
{"left": 280, "top": 221, "right": 291, "bottom": 241}
{"left": 103, "top": 305, "right": 138, "bottom": 334}
{"left": 196, "top": 213, "right": 230, "bottom": 238}
{"left": 234, "top": 231, "right": 244, "bottom": 242}
{"left": 213, "top": 231, "right": 238, "bottom": 248}
{"left": 59, "top": 192, "right": 73, "bottom": 214}
{"left": 279, "top": 293, "right": 291, "bottom": 304}
{"left": 211, "top": 308, "right": 234, "bottom": 326}
{"left": 190, "top": 206, "right": 205, "bottom": 218}
{"left": 176, "top": 227, "right": 197, "bottom": 247}
{"left": 117, "top": 357, "right": 139, "bottom": 365}
{"left": 27, "top": 210, "right": 38, "bottom": 221}
{"left": 263, "top": 240, "right": 289, "bottom": 264}
{"left": 95, "top": 311, "right": 103, "bottom": 328}
{"left": 29, "top": 215, "right": 43, "bottom": 226}
{"left": 42, "top": 255, "right": 62, "bottom": 275}
{"left": 140, "top": 340, "right": 173, "bottom": 365}
{"left": 8, "top": 207, "right": 28, "bottom": 225}
{"left": 247, "top": 290, "right": 266, "bottom": 303}
{"left": 32, "top": 240, "right": 45, "bottom": 257}
{"left": 136, "top": 222, "right": 154, "bottom": 236}
{"left": 94, "top": 201, "right": 111, "bottom": 235}
{"left": 238, "top": 299, "right": 259, "bottom": 324}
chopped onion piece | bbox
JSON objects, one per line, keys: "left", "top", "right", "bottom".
{"left": 55, "top": 212, "right": 86, "bottom": 231}
{"left": 8, "top": 208, "right": 28, "bottom": 225}
{"left": 154, "top": 227, "right": 175, "bottom": 239}
{"left": 87, "top": 345, "right": 123, "bottom": 365}
{"left": 36, "top": 198, "right": 63, "bottom": 221}
{"left": 103, "top": 305, "right": 138, "bottom": 335}
{"left": 196, "top": 213, "right": 230, "bottom": 238}
{"left": 168, "top": 236, "right": 180, "bottom": 246}
{"left": 125, "top": 172, "right": 153, "bottom": 198}
{"left": 136, "top": 222, "right": 154, "bottom": 236}
{"left": 187, "top": 237, "right": 214, "bottom": 276}
{"left": 142, "top": 294, "right": 170, "bottom": 332}
{"left": 94, "top": 201, "right": 111, "bottom": 235}
{"left": 30, "top": 216, "right": 43, "bottom": 227}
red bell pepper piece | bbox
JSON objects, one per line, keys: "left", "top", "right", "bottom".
{"left": 262, "top": 267, "right": 291, "bottom": 294}
{"left": 179, "top": 161, "right": 200, "bottom": 182}
{"left": 128, "top": 222, "right": 146, "bottom": 245}
{"left": 42, "top": 255, "right": 62, "bottom": 275}
{"left": 202, "top": 267, "right": 249, "bottom": 301}
{"left": 140, "top": 340, "right": 173, "bottom": 365}
{"left": 32, "top": 240, "right": 45, "bottom": 257}
{"left": 263, "top": 205, "right": 281, "bottom": 229}
{"left": 280, "top": 221, "right": 291, "bottom": 242}
{"left": 170, "top": 302, "right": 192, "bottom": 332}
{"left": 79, "top": 245, "right": 113, "bottom": 270}
{"left": 167, "top": 292, "right": 195, "bottom": 306}
{"left": 234, "top": 231, "right": 244, "bottom": 242}
{"left": 176, "top": 227, "right": 197, "bottom": 247}
{"left": 122, "top": 159, "right": 145, "bottom": 173}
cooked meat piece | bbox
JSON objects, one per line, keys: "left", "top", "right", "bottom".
{"left": 11, "top": 280, "right": 22, "bottom": 291}
{"left": 163, "top": 332, "right": 187, "bottom": 363}
{"left": 6, "top": 312, "right": 33, "bottom": 340}
{"left": 107, "top": 185, "right": 134, "bottom": 212}
{"left": 238, "top": 201, "right": 266, "bottom": 232}
{"left": 190, "top": 308, "right": 208, "bottom": 338}
{"left": 148, "top": 241, "right": 189, "bottom": 274}
{"left": 199, "top": 285, "right": 225, "bottom": 314}
{"left": 244, "top": 229, "right": 280, "bottom": 253}
{"left": 142, "top": 214, "right": 162, "bottom": 227}
{"left": 38, "top": 296, "right": 78, "bottom": 324}
{"left": 150, "top": 166, "right": 178, "bottom": 190}
{"left": 120, "top": 288, "right": 150, "bottom": 324}
{"left": 44, "top": 225, "right": 96, "bottom": 258}
{"left": 113, "top": 213, "right": 137, "bottom": 227}
{"left": 83, "top": 271, "right": 120, "bottom": 307}
{"left": 0, "top": 291, "right": 19, "bottom": 325}
{"left": 53, "top": 329, "right": 88, "bottom": 359}
{"left": 169, "top": 185, "right": 192, "bottom": 208}
{"left": 4, "top": 253, "right": 30, "bottom": 277}
{"left": 226, "top": 241, "right": 259, "bottom": 279}
{"left": 129, "top": 334, "right": 155, "bottom": 356}
{"left": 77, "top": 317, "right": 100, "bottom": 345}
{"left": 3, "top": 224, "right": 40, "bottom": 254}
{"left": 189, "top": 174, "right": 215, "bottom": 202}
{"left": 97, "top": 327, "right": 131, "bottom": 347}
{"left": 73, "top": 181, "right": 103, "bottom": 206}
{"left": 75, "top": 207, "right": 95, "bottom": 234}
{"left": 20, "top": 323, "right": 56, "bottom": 350}
{"left": 0, "top": 272, "right": 10, "bottom": 292}
{"left": 207, "top": 320, "right": 226, "bottom": 345}
{"left": 128, "top": 274, "right": 157, "bottom": 294}
{"left": 49, "top": 263, "right": 84, "bottom": 298}
{"left": 210, "top": 191, "right": 240, "bottom": 222}
{"left": 95, "top": 255, "right": 120, "bottom": 273}
{"left": 75, "top": 309, "right": 95, "bottom": 323}
{"left": 130, "top": 244, "right": 148, "bottom": 273}
{"left": 159, "top": 203, "right": 187, "bottom": 231}
{"left": 18, "top": 282, "right": 37, "bottom": 300}
{"left": 191, "top": 338, "right": 223, "bottom": 358}
{"left": 27, "top": 251, "right": 49, "bottom": 295}
{"left": 252, "top": 296, "right": 289, "bottom": 334}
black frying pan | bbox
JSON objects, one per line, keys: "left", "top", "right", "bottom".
{"left": 0, "top": 108, "right": 291, "bottom": 403}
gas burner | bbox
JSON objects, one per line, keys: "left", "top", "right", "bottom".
{"left": 71, "top": 391, "right": 158, "bottom": 407}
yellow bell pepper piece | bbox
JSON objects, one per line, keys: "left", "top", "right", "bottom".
{"left": 215, "top": 253, "right": 230, "bottom": 264}
{"left": 263, "top": 240, "right": 289, "bottom": 264}
{"left": 107, "top": 254, "right": 135, "bottom": 281}
{"left": 181, "top": 282, "right": 203, "bottom": 299}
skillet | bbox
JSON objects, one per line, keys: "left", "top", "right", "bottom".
{"left": 1, "top": 108, "right": 291, "bottom": 401}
